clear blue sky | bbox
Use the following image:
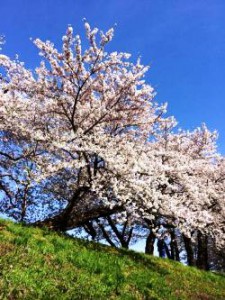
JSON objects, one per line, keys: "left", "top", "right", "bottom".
{"left": 1, "top": 0, "right": 224, "bottom": 153}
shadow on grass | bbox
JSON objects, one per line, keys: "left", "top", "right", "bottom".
{"left": 64, "top": 233, "right": 172, "bottom": 276}
{"left": 20, "top": 223, "right": 225, "bottom": 279}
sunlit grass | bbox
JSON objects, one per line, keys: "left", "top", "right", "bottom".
{"left": 0, "top": 219, "right": 224, "bottom": 299}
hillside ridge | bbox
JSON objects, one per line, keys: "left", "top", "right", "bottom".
{"left": 0, "top": 219, "right": 224, "bottom": 299}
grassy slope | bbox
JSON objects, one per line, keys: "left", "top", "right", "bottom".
{"left": 0, "top": 219, "right": 224, "bottom": 300}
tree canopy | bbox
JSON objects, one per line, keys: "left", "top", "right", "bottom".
{"left": 0, "top": 23, "right": 224, "bottom": 251}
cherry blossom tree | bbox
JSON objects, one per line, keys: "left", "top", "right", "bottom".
{"left": 0, "top": 22, "right": 166, "bottom": 222}
{"left": 0, "top": 22, "right": 224, "bottom": 251}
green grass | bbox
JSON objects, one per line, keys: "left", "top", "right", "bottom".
{"left": 0, "top": 219, "right": 224, "bottom": 299}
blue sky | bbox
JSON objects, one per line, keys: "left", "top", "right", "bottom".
{"left": 0, "top": 0, "right": 225, "bottom": 153}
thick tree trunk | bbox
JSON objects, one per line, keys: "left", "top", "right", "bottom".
{"left": 145, "top": 230, "right": 155, "bottom": 255}
{"left": 170, "top": 230, "right": 180, "bottom": 261}
{"left": 34, "top": 202, "right": 123, "bottom": 231}
{"left": 183, "top": 235, "right": 195, "bottom": 266}
{"left": 196, "top": 231, "right": 209, "bottom": 270}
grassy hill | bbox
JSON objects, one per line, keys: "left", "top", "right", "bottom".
{"left": 0, "top": 219, "right": 224, "bottom": 299}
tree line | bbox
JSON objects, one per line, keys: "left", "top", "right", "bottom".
{"left": 0, "top": 23, "right": 224, "bottom": 271}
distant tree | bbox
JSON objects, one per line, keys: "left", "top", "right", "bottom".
{"left": 0, "top": 23, "right": 224, "bottom": 257}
